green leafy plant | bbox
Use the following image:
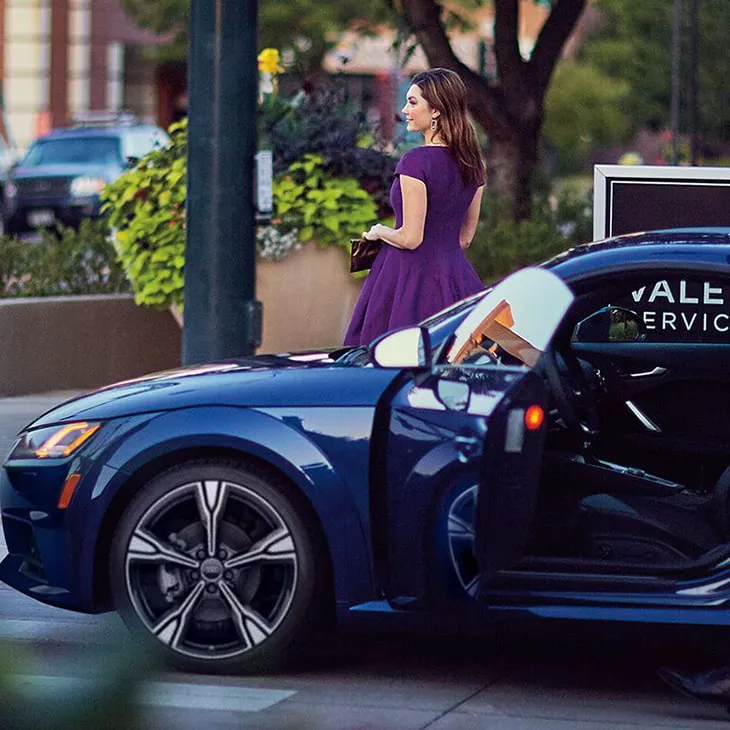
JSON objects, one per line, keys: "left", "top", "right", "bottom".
{"left": 273, "top": 154, "right": 380, "bottom": 246}
{"left": 268, "top": 88, "right": 396, "bottom": 217}
{"left": 102, "top": 120, "right": 187, "bottom": 310}
{"left": 0, "top": 220, "right": 128, "bottom": 298}
{"left": 466, "top": 185, "right": 593, "bottom": 284}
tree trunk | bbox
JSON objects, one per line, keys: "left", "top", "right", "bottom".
{"left": 395, "top": 0, "right": 587, "bottom": 221}
{"left": 471, "top": 96, "right": 541, "bottom": 222}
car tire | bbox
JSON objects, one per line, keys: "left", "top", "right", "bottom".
{"left": 110, "top": 458, "right": 326, "bottom": 674}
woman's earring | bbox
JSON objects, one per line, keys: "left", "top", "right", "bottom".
{"left": 430, "top": 118, "right": 438, "bottom": 131}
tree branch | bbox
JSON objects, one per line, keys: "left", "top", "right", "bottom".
{"left": 398, "top": 0, "right": 511, "bottom": 138}
{"left": 530, "top": 0, "right": 587, "bottom": 92}
{"left": 493, "top": 0, "right": 525, "bottom": 96}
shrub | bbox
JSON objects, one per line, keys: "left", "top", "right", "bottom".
{"left": 102, "top": 120, "right": 187, "bottom": 310}
{"left": 102, "top": 102, "right": 389, "bottom": 310}
{"left": 466, "top": 186, "right": 594, "bottom": 284}
{"left": 273, "top": 154, "right": 379, "bottom": 247}
{"left": 267, "top": 87, "right": 397, "bottom": 218}
{"left": 0, "top": 220, "right": 128, "bottom": 298}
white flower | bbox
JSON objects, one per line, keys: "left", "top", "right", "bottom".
{"left": 256, "top": 226, "right": 302, "bottom": 262}
{"left": 260, "top": 73, "right": 274, "bottom": 95}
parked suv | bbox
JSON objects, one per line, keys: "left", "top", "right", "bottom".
{"left": 5, "top": 112, "right": 168, "bottom": 234}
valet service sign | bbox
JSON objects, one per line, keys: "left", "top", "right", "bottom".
{"left": 628, "top": 279, "right": 730, "bottom": 339}
{"left": 594, "top": 165, "right": 730, "bottom": 341}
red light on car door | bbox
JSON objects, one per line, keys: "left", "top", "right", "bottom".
{"left": 524, "top": 405, "right": 545, "bottom": 431}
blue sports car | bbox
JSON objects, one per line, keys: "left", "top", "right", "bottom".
{"left": 4, "top": 229, "right": 730, "bottom": 674}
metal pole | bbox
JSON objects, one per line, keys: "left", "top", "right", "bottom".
{"left": 183, "top": 0, "right": 262, "bottom": 365}
{"left": 687, "top": 0, "right": 700, "bottom": 165}
{"left": 670, "top": 0, "right": 683, "bottom": 165}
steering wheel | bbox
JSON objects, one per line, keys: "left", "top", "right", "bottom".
{"left": 542, "top": 341, "right": 601, "bottom": 446}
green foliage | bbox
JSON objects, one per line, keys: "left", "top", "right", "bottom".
{"left": 120, "top": 0, "right": 394, "bottom": 71}
{"left": 120, "top": 0, "right": 187, "bottom": 61}
{"left": 267, "top": 88, "right": 397, "bottom": 217}
{"left": 585, "top": 0, "right": 730, "bottom": 144}
{"left": 102, "top": 120, "right": 187, "bottom": 310}
{"left": 544, "top": 61, "right": 629, "bottom": 174}
{"left": 259, "top": 0, "right": 395, "bottom": 72}
{"left": 101, "top": 117, "right": 383, "bottom": 309}
{"left": 274, "top": 154, "right": 379, "bottom": 246}
{"left": 0, "top": 220, "right": 128, "bottom": 298}
{"left": 466, "top": 184, "right": 593, "bottom": 283}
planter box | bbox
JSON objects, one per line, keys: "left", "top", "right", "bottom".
{"left": 257, "top": 241, "right": 363, "bottom": 353}
{"left": 0, "top": 294, "right": 181, "bottom": 397}
{"left": 0, "top": 243, "right": 363, "bottom": 396}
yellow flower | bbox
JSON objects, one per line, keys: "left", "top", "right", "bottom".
{"left": 258, "top": 48, "right": 283, "bottom": 75}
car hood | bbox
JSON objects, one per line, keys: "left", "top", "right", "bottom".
{"left": 12, "top": 164, "right": 118, "bottom": 181}
{"left": 30, "top": 349, "right": 398, "bottom": 427}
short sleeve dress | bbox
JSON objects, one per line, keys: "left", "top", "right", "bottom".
{"left": 344, "top": 146, "right": 484, "bottom": 346}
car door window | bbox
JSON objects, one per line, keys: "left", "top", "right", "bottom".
{"left": 573, "top": 274, "right": 730, "bottom": 345}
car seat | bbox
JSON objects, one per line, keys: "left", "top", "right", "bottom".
{"left": 578, "top": 465, "right": 730, "bottom": 564}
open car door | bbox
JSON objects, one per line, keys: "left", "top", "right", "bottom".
{"left": 373, "top": 268, "right": 574, "bottom": 606}
{"left": 448, "top": 269, "right": 575, "bottom": 584}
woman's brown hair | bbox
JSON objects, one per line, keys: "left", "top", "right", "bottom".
{"left": 412, "top": 68, "right": 485, "bottom": 186}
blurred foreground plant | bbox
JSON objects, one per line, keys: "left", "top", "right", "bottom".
{"left": 0, "top": 640, "right": 155, "bottom": 730}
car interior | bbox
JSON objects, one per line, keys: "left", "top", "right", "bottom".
{"left": 523, "top": 274, "right": 730, "bottom": 577}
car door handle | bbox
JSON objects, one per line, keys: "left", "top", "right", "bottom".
{"left": 454, "top": 434, "right": 481, "bottom": 462}
{"left": 627, "top": 366, "right": 667, "bottom": 379}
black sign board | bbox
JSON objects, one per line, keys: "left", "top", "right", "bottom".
{"left": 593, "top": 165, "right": 730, "bottom": 240}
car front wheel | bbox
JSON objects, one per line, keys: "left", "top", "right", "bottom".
{"left": 110, "top": 459, "right": 325, "bottom": 674}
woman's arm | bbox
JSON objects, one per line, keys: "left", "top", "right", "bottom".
{"left": 363, "top": 175, "right": 427, "bottom": 250}
{"left": 459, "top": 185, "right": 484, "bottom": 249}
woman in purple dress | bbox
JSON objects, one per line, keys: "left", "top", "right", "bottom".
{"left": 344, "top": 68, "right": 485, "bottom": 346}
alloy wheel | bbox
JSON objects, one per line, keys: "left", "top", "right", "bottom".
{"left": 119, "top": 472, "right": 304, "bottom": 665}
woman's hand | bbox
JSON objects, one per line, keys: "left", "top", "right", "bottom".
{"left": 363, "top": 224, "right": 387, "bottom": 241}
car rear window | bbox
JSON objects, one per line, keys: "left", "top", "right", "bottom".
{"left": 21, "top": 136, "right": 122, "bottom": 166}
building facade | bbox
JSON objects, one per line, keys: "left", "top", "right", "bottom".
{"left": 0, "top": 0, "right": 596, "bottom": 152}
{"left": 0, "top": 0, "right": 178, "bottom": 151}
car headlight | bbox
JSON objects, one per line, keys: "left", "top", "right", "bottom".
{"left": 5, "top": 182, "right": 17, "bottom": 199}
{"left": 10, "top": 422, "right": 101, "bottom": 460}
{"left": 70, "top": 176, "right": 106, "bottom": 198}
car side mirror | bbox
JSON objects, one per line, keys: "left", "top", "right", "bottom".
{"left": 435, "top": 379, "right": 471, "bottom": 412}
{"left": 369, "top": 326, "right": 432, "bottom": 369}
{"left": 573, "top": 306, "right": 646, "bottom": 343}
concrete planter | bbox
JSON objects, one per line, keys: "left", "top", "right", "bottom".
{"left": 256, "top": 241, "right": 363, "bottom": 353}
{"left": 0, "top": 294, "right": 181, "bottom": 397}
{"left": 0, "top": 243, "right": 363, "bottom": 396}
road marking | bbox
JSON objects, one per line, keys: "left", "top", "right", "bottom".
{"left": 10, "top": 674, "right": 296, "bottom": 712}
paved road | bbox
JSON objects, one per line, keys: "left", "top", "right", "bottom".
{"left": 1, "top": 392, "right": 730, "bottom": 729}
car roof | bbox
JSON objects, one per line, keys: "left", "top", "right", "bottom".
{"left": 38, "top": 124, "right": 164, "bottom": 141}
{"left": 546, "top": 229, "right": 730, "bottom": 282}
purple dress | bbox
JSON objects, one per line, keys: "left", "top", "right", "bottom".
{"left": 344, "top": 146, "right": 484, "bottom": 346}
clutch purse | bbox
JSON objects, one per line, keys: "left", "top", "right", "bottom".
{"left": 349, "top": 238, "right": 383, "bottom": 273}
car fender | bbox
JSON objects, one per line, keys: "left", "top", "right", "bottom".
{"left": 69, "top": 406, "right": 374, "bottom": 610}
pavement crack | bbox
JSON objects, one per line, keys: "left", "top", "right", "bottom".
{"left": 418, "top": 674, "right": 505, "bottom": 729}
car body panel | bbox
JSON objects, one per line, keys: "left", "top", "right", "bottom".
{"left": 6, "top": 232, "right": 730, "bottom": 641}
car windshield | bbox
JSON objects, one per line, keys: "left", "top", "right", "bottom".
{"left": 21, "top": 136, "right": 122, "bottom": 167}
